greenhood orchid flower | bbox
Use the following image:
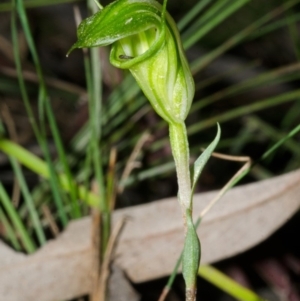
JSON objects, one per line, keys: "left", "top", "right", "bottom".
{"left": 68, "top": 0, "right": 195, "bottom": 125}
{"left": 68, "top": 1, "right": 221, "bottom": 300}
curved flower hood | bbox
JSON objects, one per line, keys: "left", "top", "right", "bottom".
{"left": 68, "top": 0, "right": 195, "bottom": 124}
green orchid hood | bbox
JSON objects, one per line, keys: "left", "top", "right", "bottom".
{"left": 68, "top": 0, "right": 195, "bottom": 124}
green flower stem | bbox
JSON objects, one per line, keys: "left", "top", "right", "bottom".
{"left": 169, "top": 122, "right": 199, "bottom": 301}
{"left": 169, "top": 122, "right": 192, "bottom": 211}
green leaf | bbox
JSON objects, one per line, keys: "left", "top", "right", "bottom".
{"left": 182, "top": 209, "right": 201, "bottom": 290}
{"left": 191, "top": 123, "right": 221, "bottom": 194}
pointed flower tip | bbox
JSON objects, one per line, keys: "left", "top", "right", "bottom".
{"left": 66, "top": 43, "right": 78, "bottom": 57}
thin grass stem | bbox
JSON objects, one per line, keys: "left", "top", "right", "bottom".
{"left": 0, "top": 206, "right": 22, "bottom": 251}
{"left": 188, "top": 89, "right": 300, "bottom": 136}
{"left": 191, "top": 0, "right": 300, "bottom": 73}
{"left": 44, "top": 100, "right": 81, "bottom": 219}
{"left": 177, "top": 0, "right": 213, "bottom": 31}
{"left": 192, "top": 62, "right": 300, "bottom": 112}
{"left": 247, "top": 13, "right": 300, "bottom": 41}
{"left": 13, "top": 0, "right": 69, "bottom": 226}
{"left": 0, "top": 0, "right": 84, "bottom": 12}
{"left": 0, "top": 182, "right": 36, "bottom": 253}
{"left": 9, "top": 157, "right": 47, "bottom": 246}
{"left": 182, "top": 0, "right": 250, "bottom": 49}
{"left": 0, "top": 139, "right": 99, "bottom": 206}
{"left": 199, "top": 265, "right": 266, "bottom": 301}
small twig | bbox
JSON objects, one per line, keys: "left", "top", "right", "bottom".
{"left": 0, "top": 103, "right": 21, "bottom": 207}
{"left": 199, "top": 153, "right": 251, "bottom": 219}
{"left": 0, "top": 35, "right": 14, "bottom": 62}
{"left": 93, "top": 0, "right": 103, "bottom": 10}
{"left": 73, "top": 6, "right": 89, "bottom": 56}
{"left": 209, "top": 151, "right": 250, "bottom": 162}
{"left": 107, "top": 147, "right": 118, "bottom": 211}
{"left": 73, "top": 5, "right": 82, "bottom": 28}
{"left": 94, "top": 217, "right": 127, "bottom": 301}
{"left": 0, "top": 66, "right": 86, "bottom": 96}
{"left": 0, "top": 103, "right": 18, "bottom": 142}
{"left": 118, "top": 131, "right": 152, "bottom": 193}
{"left": 90, "top": 208, "right": 102, "bottom": 301}
{"left": 131, "top": 105, "right": 152, "bottom": 122}
{"left": 157, "top": 287, "right": 169, "bottom": 301}
{"left": 41, "top": 205, "right": 60, "bottom": 237}
{"left": 11, "top": 181, "right": 21, "bottom": 208}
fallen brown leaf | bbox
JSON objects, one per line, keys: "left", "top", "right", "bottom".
{"left": 0, "top": 169, "right": 299, "bottom": 301}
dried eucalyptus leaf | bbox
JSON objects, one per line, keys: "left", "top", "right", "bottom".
{"left": 1, "top": 169, "right": 300, "bottom": 299}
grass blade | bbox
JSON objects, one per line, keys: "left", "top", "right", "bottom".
{"left": 199, "top": 265, "right": 266, "bottom": 301}
{"left": 44, "top": 100, "right": 81, "bottom": 219}
{"left": 14, "top": 0, "right": 69, "bottom": 226}
{"left": 0, "top": 139, "right": 99, "bottom": 206}
{"left": 188, "top": 89, "right": 300, "bottom": 135}
{"left": 177, "top": 0, "right": 213, "bottom": 31}
{"left": 182, "top": 0, "right": 251, "bottom": 49}
{"left": 0, "top": 206, "right": 22, "bottom": 251}
{"left": 0, "top": 0, "right": 84, "bottom": 12}
{"left": 191, "top": 0, "right": 300, "bottom": 73}
{"left": 9, "top": 157, "right": 46, "bottom": 246}
{"left": 0, "top": 181, "right": 36, "bottom": 253}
